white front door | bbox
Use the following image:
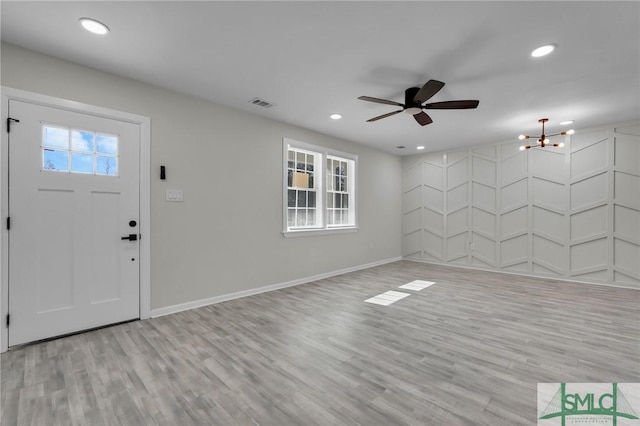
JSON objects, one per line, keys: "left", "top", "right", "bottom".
{"left": 8, "top": 99, "right": 140, "bottom": 346}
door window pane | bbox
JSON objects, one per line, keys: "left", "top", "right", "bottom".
{"left": 71, "top": 130, "right": 94, "bottom": 152}
{"left": 96, "top": 156, "right": 118, "bottom": 176}
{"left": 71, "top": 153, "right": 93, "bottom": 174}
{"left": 43, "top": 149, "right": 69, "bottom": 171}
{"left": 96, "top": 134, "right": 118, "bottom": 154}
{"left": 43, "top": 126, "right": 69, "bottom": 149}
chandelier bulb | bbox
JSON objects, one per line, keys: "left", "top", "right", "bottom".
{"left": 518, "top": 134, "right": 527, "bottom": 140}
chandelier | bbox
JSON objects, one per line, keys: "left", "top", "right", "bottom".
{"left": 519, "top": 118, "right": 574, "bottom": 150}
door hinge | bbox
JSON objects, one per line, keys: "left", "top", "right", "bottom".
{"left": 6, "top": 217, "right": 10, "bottom": 230}
{"left": 6, "top": 314, "right": 9, "bottom": 328}
{"left": 7, "top": 117, "right": 20, "bottom": 133}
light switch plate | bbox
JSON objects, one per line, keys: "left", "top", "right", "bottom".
{"left": 166, "top": 190, "right": 183, "bottom": 202}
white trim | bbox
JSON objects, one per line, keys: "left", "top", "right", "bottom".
{"left": 151, "top": 256, "right": 402, "bottom": 318}
{"left": 283, "top": 227, "right": 359, "bottom": 238}
{"left": 404, "top": 258, "right": 640, "bottom": 291}
{"left": 0, "top": 87, "right": 152, "bottom": 353}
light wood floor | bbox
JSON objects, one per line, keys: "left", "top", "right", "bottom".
{"left": 2, "top": 261, "right": 639, "bottom": 425}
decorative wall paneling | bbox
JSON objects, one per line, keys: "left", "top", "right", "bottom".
{"left": 402, "top": 123, "right": 640, "bottom": 288}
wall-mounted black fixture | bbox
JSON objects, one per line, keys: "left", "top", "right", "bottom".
{"left": 160, "top": 165, "right": 166, "bottom": 180}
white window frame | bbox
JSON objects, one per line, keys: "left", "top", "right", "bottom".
{"left": 283, "top": 138, "right": 358, "bottom": 237}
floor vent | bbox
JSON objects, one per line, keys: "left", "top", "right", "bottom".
{"left": 249, "top": 98, "right": 275, "bottom": 108}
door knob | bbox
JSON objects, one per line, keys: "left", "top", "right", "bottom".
{"left": 121, "top": 234, "right": 138, "bottom": 241}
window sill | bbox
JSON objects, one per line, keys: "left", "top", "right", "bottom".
{"left": 283, "top": 227, "right": 359, "bottom": 238}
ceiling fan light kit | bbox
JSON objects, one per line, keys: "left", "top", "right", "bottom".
{"left": 358, "top": 79, "right": 479, "bottom": 127}
{"left": 518, "top": 118, "right": 574, "bottom": 151}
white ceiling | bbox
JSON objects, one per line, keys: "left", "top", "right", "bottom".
{"left": 2, "top": 1, "right": 639, "bottom": 155}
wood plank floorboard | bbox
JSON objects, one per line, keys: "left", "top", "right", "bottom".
{"left": 2, "top": 260, "right": 639, "bottom": 425}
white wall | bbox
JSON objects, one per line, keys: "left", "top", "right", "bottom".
{"left": 1, "top": 43, "right": 402, "bottom": 311}
{"left": 402, "top": 124, "right": 640, "bottom": 288}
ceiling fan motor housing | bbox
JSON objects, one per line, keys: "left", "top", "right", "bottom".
{"left": 403, "top": 87, "right": 422, "bottom": 115}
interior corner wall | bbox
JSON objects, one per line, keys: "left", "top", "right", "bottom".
{"left": 402, "top": 123, "right": 640, "bottom": 289}
{"left": 1, "top": 43, "right": 402, "bottom": 311}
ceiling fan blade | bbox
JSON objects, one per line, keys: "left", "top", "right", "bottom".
{"left": 413, "top": 111, "right": 433, "bottom": 126}
{"left": 423, "top": 100, "right": 479, "bottom": 109}
{"left": 413, "top": 80, "right": 445, "bottom": 103}
{"left": 358, "top": 96, "right": 404, "bottom": 107}
{"left": 366, "top": 110, "right": 403, "bottom": 122}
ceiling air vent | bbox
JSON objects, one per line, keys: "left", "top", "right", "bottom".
{"left": 249, "top": 98, "right": 275, "bottom": 108}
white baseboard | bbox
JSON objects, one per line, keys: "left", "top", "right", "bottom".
{"left": 150, "top": 256, "right": 402, "bottom": 318}
{"left": 404, "top": 258, "right": 640, "bottom": 291}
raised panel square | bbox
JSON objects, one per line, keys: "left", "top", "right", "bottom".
{"left": 571, "top": 206, "right": 607, "bottom": 241}
{"left": 423, "top": 208, "right": 444, "bottom": 235}
{"left": 501, "top": 179, "right": 527, "bottom": 211}
{"left": 571, "top": 173, "right": 607, "bottom": 210}
{"left": 403, "top": 209, "right": 421, "bottom": 236}
{"left": 501, "top": 234, "right": 528, "bottom": 265}
{"left": 403, "top": 187, "right": 421, "bottom": 214}
{"left": 472, "top": 157, "right": 496, "bottom": 187}
{"left": 473, "top": 207, "right": 496, "bottom": 237}
{"left": 501, "top": 152, "right": 527, "bottom": 186}
{"left": 615, "top": 171, "right": 640, "bottom": 209}
{"left": 571, "top": 238, "right": 607, "bottom": 272}
{"left": 472, "top": 232, "right": 496, "bottom": 264}
{"left": 533, "top": 206, "right": 566, "bottom": 241}
{"left": 532, "top": 149, "right": 565, "bottom": 182}
{"left": 571, "top": 140, "right": 608, "bottom": 180}
{"left": 614, "top": 134, "right": 640, "bottom": 174}
{"left": 447, "top": 232, "right": 468, "bottom": 261}
{"left": 447, "top": 208, "right": 468, "bottom": 236}
{"left": 473, "top": 182, "right": 496, "bottom": 213}
{"left": 403, "top": 164, "right": 421, "bottom": 192}
{"left": 533, "top": 235, "right": 564, "bottom": 272}
{"left": 423, "top": 186, "right": 444, "bottom": 212}
{"left": 424, "top": 163, "right": 444, "bottom": 190}
{"left": 447, "top": 158, "right": 468, "bottom": 189}
{"left": 533, "top": 178, "right": 565, "bottom": 210}
{"left": 501, "top": 206, "right": 527, "bottom": 238}
{"left": 424, "top": 230, "right": 443, "bottom": 259}
{"left": 447, "top": 183, "right": 468, "bottom": 212}
{"left": 614, "top": 205, "right": 640, "bottom": 242}
{"left": 615, "top": 238, "right": 640, "bottom": 277}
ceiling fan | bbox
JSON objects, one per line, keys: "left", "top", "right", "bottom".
{"left": 358, "top": 79, "right": 479, "bottom": 126}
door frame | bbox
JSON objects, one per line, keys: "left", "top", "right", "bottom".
{"left": 0, "top": 87, "right": 151, "bottom": 353}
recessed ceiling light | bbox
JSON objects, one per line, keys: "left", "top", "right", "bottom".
{"left": 560, "top": 120, "right": 574, "bottom": 125}
{"left": 417, "top": 146, "right": 425, "bottom": 150}
{"left": 531, "top": 44, "right": 555, "bottom": 58}
{"left": 330, "top": 113, "right": 342, "bottom": 120}
{"left": 79, "top": 18, "right": 110, "bottom": 35}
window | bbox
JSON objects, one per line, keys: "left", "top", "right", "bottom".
{"left": 42, "top": 124, "right": 119, "bottom": 176}
{"left": 284, "top": 138, "right": 357, "bottom": 236}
